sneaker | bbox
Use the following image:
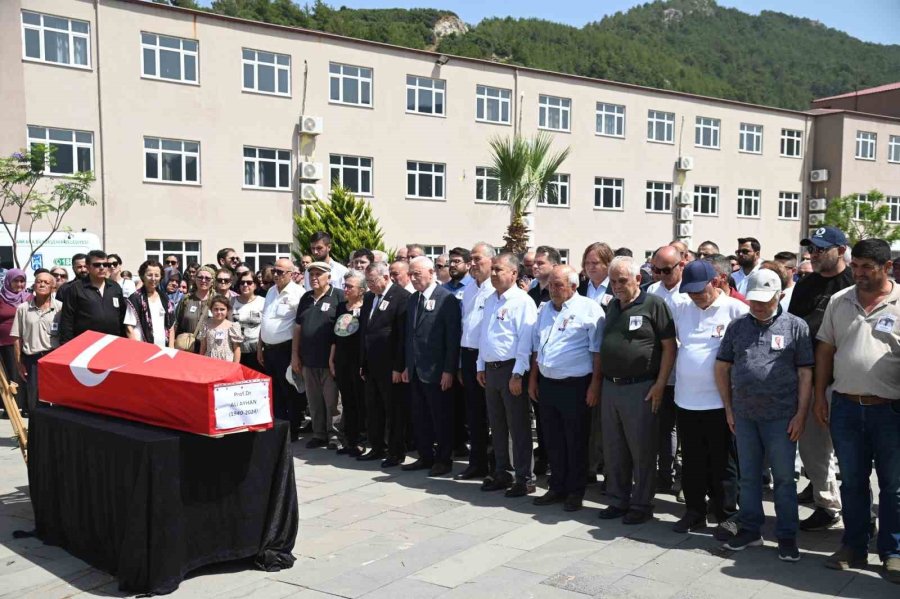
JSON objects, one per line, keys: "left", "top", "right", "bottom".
{"left": 824, "top": 545, "right": 868, "bottom": 570}
{"left": 884, "top": 556, "right": 900, "bottom": 584}
{"left": 723, "top": 529, "right": 763, "bottom": 551}
{"left": 797, "top": 482, "right": 814, "bottom": 504}
{"left": 778, "top": 538, "right": 800, "bottom": 562}
{"left": 800, "top": 507, "right": 841, "bottom": 531}
{"left": 714, "top": 519, "right": 739, "bottom": 541}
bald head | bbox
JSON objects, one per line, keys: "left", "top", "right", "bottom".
{"left": 274, "top": 258, "right": 293, "bottom": 290}
{"left": 548, "top": 265, "right": 579, "bottom": 308}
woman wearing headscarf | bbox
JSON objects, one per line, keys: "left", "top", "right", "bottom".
{"left": 173, "top": 265, "right": 215, "bottom": 352}
{"left": 164, "top": 269, "right": 184, "bottom": 305}
{"left": 0, "top": 269, "right": 31, "bottom": 417}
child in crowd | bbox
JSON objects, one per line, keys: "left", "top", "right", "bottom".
{"left": 199, "top": 295, "right": 243, "bottom": 363}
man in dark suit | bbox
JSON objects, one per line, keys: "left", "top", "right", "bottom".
{"left": 401, "top": 256, "right": 462, "bottom": 476}
{"left": 358, "top": 262, "right": 411, "bottom": 468}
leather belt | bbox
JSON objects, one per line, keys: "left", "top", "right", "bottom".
{"left": 604, "top": 374, "right": 656, "bottom": 385}
{"left": 485, "top": 359, "right": 515, "bottom": 370}
{"left": 841, "top": 393, "right": 895, "bottom": 406}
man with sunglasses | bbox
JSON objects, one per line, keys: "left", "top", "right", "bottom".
{"left": 733, "top": 237, "right": 762, "bottom": 296}
{"left": 59, "top": 250, "right": 127, "bottom": 344}
{"left": 164, "top": 255, "right": 180, "bottom": 272}
{"left": 216, "top": 247, "right": 242, "bottom": 276}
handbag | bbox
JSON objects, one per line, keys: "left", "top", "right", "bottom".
{"left": 174, "top": 298, "right": 206, "bottom": 352}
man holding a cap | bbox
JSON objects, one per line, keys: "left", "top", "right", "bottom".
{"left": 788, "top": 226, "right": 851, "bottom": 532}
{"left": 669, "top": 260, "right": 748, "bottom": 533}
{"left": 715, "top": 269, "right": 814, "bottom": 561}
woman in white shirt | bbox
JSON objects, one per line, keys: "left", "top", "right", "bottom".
{"left": 231, "top": 270, "right": 266, "bottom": 372}
{"left": 124, "top": 260, "right": 176, "bottom": 348}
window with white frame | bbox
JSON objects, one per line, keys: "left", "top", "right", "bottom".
{"left": 558, "top": 249, "right": 569, "bottom": 265}
{"left": 406, "top": 75, "right": 445, "bottom": 116}
{"left": 739, "top": 123, "right": 763, "bottom": 154}
{"left": 329, "top": 62, "right": 372, "bottom": 106}
{"left": 645, "top": 181, "right": 672, "bottom": 213}
{"left": 141, "top": 33, "right": 198, "bottom": 83}
{"left": 647, "top": 110, "right": 675, "bottom": 143}
{"left": 407, "top": 161, "right": 445, "bottom": 199}
{"left": 21, "top": 11, "right": 90, "bottom": 67}
{"left": 854, "top": 194, "right": 872, "bottom": 220}
{"left": 144, "top": 137, "right": 199, "bottom": 184}
{"left": 737, "top": 188, "right": 760, "bottom": 218}
{"left": 145, "top": 239, "right": 200, "bottom": 267}
{"left": 855, "top": 131, "right": 877, "bottom": 161}
{"left": 423, "top": 245, "right": 445, "bottom": 261}
{"left": 695, "top": 117, "right": 720, "bottom": 149}
{"left": 778, "top": 191, "right": 800, "bottom": 220}
{"left": 243, "top": 146, "right": 290, "bottom": 190}
{"left": 887, "top": 196, "right": 900, "bottom": 223}
{"left": 242, "top": 242, "right": 291, "bottom": 271}
{"left": 594, "top": 177, "right": 624, "bottom": 210}
{"left": 890, "top": 135, "right": 900, "bottom": 163}
{"left": 693, "top": 185, "right": 719, "bottom": 215}
{"left": 27, "top": 126, "right": 93, "bottom": 175}
{"left": 539, "top": 174, "right": 569, "bottom": 207}
{"left": 475, "top": 167, "right": 500, "bottom": 203}
{"left": 780, "top": 128, "right": 802, "bottom": 158}
{"left": 476, "top": 85, "right": 511, "bottom": 124}
{"left": 539, "top": 95, "right": 571, "bottom": 132}
{"left": 596, "top": 102, "right": 625, "bottom": 137}
{"left": 242, "top": 49, "right": 289, "bottom": 96}
{"left": 329, "top": 155, "right": 372, "bottom": 195}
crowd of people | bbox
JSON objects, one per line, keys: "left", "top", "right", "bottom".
{"left": 0, "top": 227, "right": 897, "bottom": 582}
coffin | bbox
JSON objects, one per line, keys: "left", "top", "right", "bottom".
{"left": 39, "top": 331, "right": 273, "bottom": 436}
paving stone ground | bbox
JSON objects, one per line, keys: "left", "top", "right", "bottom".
{"left": 0, "top": 420, "right": 894, "bottom": 598}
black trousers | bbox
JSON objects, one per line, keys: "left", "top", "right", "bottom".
{"left": 0, "top": 344, "right": 25, "bottom": 411}
{"left": 532, "top": 398, "right": 546, "bottom": 461}
{"left": 262, "top": 341, "right": 302, "bottom": 431}
{"left": 240, "top": 346, "right": 263, "bottom": 374}
{"left": 364, "top": 370, "right": 407, "bottom": 459}
{"left": 656, "top": 385, "right": 678, "bottom": 489}
{"left": 335, "top": 358, "right": 364, "bottom": 446}
{"left": 460, "top": 347, "right": 489, "bottom": 470}
{"left": 676, "top": 406, "right": 735, "bottom": 522}
{"left": 538, "top": 374, "right": 591, "bottom": 496}
{"left": 410, "top": 372, "right": 454, "bottom": 465}
{"left": 22, "top": 351, "right": 50, "bottom": 413}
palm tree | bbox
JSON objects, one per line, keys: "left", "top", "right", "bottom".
{"left": 488, "top": 132, "right": 570, "bottom": 254}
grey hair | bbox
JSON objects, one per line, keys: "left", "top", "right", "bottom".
{"left": 344, "top": 269, "right": 366, "bottom": 291}
{"left": 366, "top": 261, "right": 389, "bottom": 276}
{"left": 704, "top": 254, "right": 731, "bottom": 276}
{"left": 555, "top": 264, "right": 580, "bottom": 286}
{"left": 410, "top": 256, "right": 434, "bottom": 270}
{"left": 609, "top": 256, "right": 641, "bottom": 277}
{"left": 495, "top": 252, "right": 520, "bottom": 271}
{"left": 472, "top": 242, "right": 497, "bottom": 258}
{"left": 437, "top": 253, "right": 449, "bottom": 262}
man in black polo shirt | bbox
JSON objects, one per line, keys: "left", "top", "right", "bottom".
{"left": 293, "top": 261, "right": 344, "bottom": 449}
{"left": 59, "top": 250, "right": 126, "bottom": 344}
{"left": 598, "top": 255, "right": 676, "bottom": 524}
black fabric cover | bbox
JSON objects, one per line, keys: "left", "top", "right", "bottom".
{"left": 28, "top": 405, "right": 297, "bottom": 595}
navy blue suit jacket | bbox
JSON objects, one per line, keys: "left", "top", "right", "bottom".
{"left": 404, "top": 284, "right": 461, "bottom": 384}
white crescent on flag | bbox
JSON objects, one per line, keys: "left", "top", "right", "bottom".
{"left": 69, "top": 334, "right": 124, "bottom": 387}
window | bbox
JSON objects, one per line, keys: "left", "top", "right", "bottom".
{"left": 855, "top": 131, "right": 877, "bottom": 161}
{"left": 854, "top": 194, "right": 872, "bottom": 220}
{"left": 539, "top": 174, "right": 569, "bottom": 207}
{"left": 558, "top": 249, "right": 569, "bottom": 265}
{"left": 737, "top": 188, "right": 760, "bottom": 218}
{"left": 739, "top": 123, "right": 763, "bottom": 154}
{"left": 780, "top": 129, "right": 802, "bottom": 158}
{"left": 243, "top": 146, "right": 290, "bottom": 190}
{"left": 329, "top": 155, "right": 372, "bottom": 195}
{"left": 141, "top": 33, "right": 198, "bottom": 84}
{"left": 145, "top": 240, "right": 200, "bottom": 267}
{"left": 407, "top": 76, "right": 445, "bottom": 116}
{"left": 594, "top": 177, "right": 624, "bottom": 210}
{"left": 596, "top": 102, "right": 625, "bottom": 137}
{"left": 778, "top": 192, "right": 800, "bottom": 220}
{"left": 21, "top": 11, "right": 90, "bottom": 67}
{"left": 243, "top": 242, "right": 291, "bottom": 271}
{"left": 476, "top": 85, "right": 511, "bottom": 124}
{"left": 647, "top": 110, "right": 675, "bottom": 143}
{"left": 144, "top": 137, "right": 199, "bottom": 184}
{"left": 475, "top": 167, "right": 500, "bottom": 203}
{"left": 329, "top": 63, "right": 372, "bottom": 106}
{"left": 407, "top": 161, "right": 445, "bottom": 200}
{"left": 423, "top": 245, "right": 445, "bottom": 261}
{"left": 890, "top": 136, "right": 900, "bottom": 163}
{"left": 539, "top": 95, "right": 571, "bottom": 132}
{"left": 645, "top": 181, "right": 672, "bottom": 213}
{"left": 695, "top": 117, "right": 720, "bottom": 149}
{"left": 27, "top": 126, "right": 93, "bottom": 175}
{"left": 693, "top": 185, "right": 719, "bottom": 216}
{"left": 242, "top": 49, "right": 289, "bottom": 96}
{"left": 887, "top": 196, "right": 900, "bottom": 223}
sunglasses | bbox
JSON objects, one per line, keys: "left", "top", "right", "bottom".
{"left": 52, "top": 272, "right": 68, "bottom": 279}
{"left": 435, "top": 264, "right": 448, "bottom": 269}
{"left": 216, "top": 278, "right": 232, "bottom": 284}
{"left": 195, "top": 275, "right": 213, "bottom": 282}
{"left": 239, "top": 280, "right": 254, "bottom": 286}
{"left": 229, "top": 256, "right": 241, "bottom": 263}
{"left": 272, "top": 268, "right": 287, "bottom": 276}
{"left": 652, "top": 266, "right": 677, "bottom": 275}
{"left": 809, "top": 245, "right": 838, "bottom": 254}
{"left": 736, "top": 249, "right": 755, "bottom": 255}
{"left": 109, "top": 262, "right": 120, "bottom": 268}
{"left": 165, "top": 260, "right": 178, "bottom": 265}
{"left": 91, "top": 262, "right": 111, "bottom": 268}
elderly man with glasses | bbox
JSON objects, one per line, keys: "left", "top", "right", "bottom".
{"left": 59, "top": 250, "right": 127, "bottom": 344}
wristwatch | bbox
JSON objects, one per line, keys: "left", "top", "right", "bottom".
{"left": 511, "top": 373, "right": 522, "bottom": 380}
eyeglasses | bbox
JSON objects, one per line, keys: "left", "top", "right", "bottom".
{"left": 435, "top": 264, "right": 448, "bottom": 269}
{"left": 165, "top": 260, "right": 178, "bottom": 265}
{"left": 91, "top": 262, "right": 110, "bottom": 269}
{"left": 651, "top": 266, "right": 677, "bottom": 275}
{"left": 52, "top": 272, "right": 68, "bottom": 279}
{"left": 809, "top": 245, "right": 838, "bottom": 254}
{"left": 216, "top": 278, "right": 232, "bottom": 284}
{"left": 736, "top": 249, "right": 755, "bottom": 255}
{"left": 195, "top": 275, "right": 213, "bottom": 282}
{"left": 239, "top": 280, "right": 254, "bottom": 286}
{"left": 229, "top": 256, "right": 241, "bottom": 263}
{"left": 272, "top": 268, "right": 287, "bottom": 276}
{"left": 109, "top": 261, "right": 120, "bottom": 268}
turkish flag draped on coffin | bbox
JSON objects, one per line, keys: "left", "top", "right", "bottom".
{"left": 39, "top": 331, "right": 273, "bottom": 436}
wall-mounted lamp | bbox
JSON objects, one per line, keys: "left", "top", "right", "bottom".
{"left": 435, "top": 55, "right": 450, "bottom": 66}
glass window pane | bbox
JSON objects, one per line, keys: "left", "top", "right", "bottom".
{"left": 258, "top": 52, "right": 274, "bottom": 64}
{"left": 361, "top": 68, "right": 371, "bottom": 79}
{"left": 419, "top": 89, "right": 433, "bottom": 113}
{"left": 28, "top": 126, "right": 46, "bottom": 139}
{"left": 407, "top": 173, "right": 415, "bottom": 195}
{"left": 73, "top": 36, "right": 88, "bottom": 65}
{"left": 419, "top": 173, "right": 432, "bottom": 197}
{"left": 344, "top": 65, "right": 358, "bottom": 77}
{"left": 259, "top": 149, "right": 276, "bottom": 159}
{"left": 44, "top": 15, "right": 69, "bottom": 30}
{"left": 49, "top": 143, "right": 74, "bottom": 174}
{"left": 329, "top": 63, "right": 339, "bottom": 74}
{"left": 141, "top": 33, "right": 156, "bottom": 45}
{"left": 159, "top": 49, "right": 181, "bottom": 79}
{"left": 407, "top": 88, "right": 416, "bottom": 111}
{"left": 162, "top": 152, "right": 181, "bottom": 181}
{"left": 259, "top": 161, "right": 276, "bottom": 187}
{"left": 184, "top": 54, "right": 196, "bottom": 81}
{"left": 161, "top": 139, "right": 181, "bottom": 151}
{"left": 361, "top": 170, "right": 370, "bottom": 193}
{"left": 244, "top": 147, "right": 255, "bottom": 157}
{"left": 259, "top": 243, "right": 276, "bottom": 253}
{"left": 344, "top": 168, "right": 359, "bottom": 192}
{"left": 77, "top": 146, "right": 91, "bottom": 172}
{"left": 435, "top": 176, "right": 443, "bottom": 197}
{"left": 361, "top": 81, "right": 371, "bottom": 104}
{"left": 244, "top": 161, "right": 255, "bottom": 186}
{"left": 22, "top": 11, "right": 41, "bottom": 25}
{"left": 278, "top": 163, "right": 289, "bottom": 186}
{"left": 44, "top": 30, "right": 69, "bottom": 64}
{"left": 24, "top": 29, "right": 40, "bottom": 59}
{"left": 501, "top": 103, "right": 509, "bottom": 123}
{"left": 242, "top": 48, "right": 254, "bottom": 60}
{"left": 435, "top": 93, "right": 444, "bottom": 115}
{"left": 243, "top": 63, "right": 254, "bottom": 88}
{"left": 277, "top": 69, "right": 288, "bottom": 94}
{"left": 49, "top": 129, "right": 72, "bottom": 141}
{"left": 277, "top": 151, "right": 290, "bottom": 161}
{"left": 159, "top": 36, "right": 180, "bottom": 49}
{"left": 183, "top": 40, "right": 197, "bottom": 52}
{"left": 329, "top": 76, "right": 339, "bottom": 100}
{"left": 361, "top": 158, "right": 372, "bottom": 167}
{"left": 343, "top": 77, "right": 358, "bottom": 103}
{"left": 183, "top": 142, "right": 198, "bottom": 153}
{"left": 276, "top": 54, "right": 289, "bottom": 66}
{"left": 185, "top": 156, "right": 197, "bottom": 182}
{"left": 258, "top": 64, "right": 275, "bottom": 92}
{"left": 143, "top": 48, "right": 156, "bottom": 76}
{"left": 144, "top": 138, "right": 159, "bottom": 149}
{"left": 75, "top": 131, "right": 92, "bottom": 143}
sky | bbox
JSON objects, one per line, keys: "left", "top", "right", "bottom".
{"left": 260, "top": 0, "right": 900, "bottom": 45}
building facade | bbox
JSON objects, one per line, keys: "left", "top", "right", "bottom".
{"left": 2, "top": 0, "right": 899, "bottom": 270}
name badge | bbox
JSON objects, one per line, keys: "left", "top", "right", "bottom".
{"left": 158, "top": 308, "right": 165, "bottom": 317}
{"left": 456, "top": 290, "right": 465, "bottom": 300}
{"left": 558, "top": 315, "right": 573, "bottom": 331}
{"left": 629, "top": 316, "right": 643, "bottom": 331}
{"left": 379, "top": 300, "right": 390, "bottom": 311}
{"left": 189, "top": 305, "right": 198, "bottom": 313}
{"left": 215, "top": 330, "right": 226, "bottom": 341}
{"left": 352, "top": 308, "right": 360, "bottom": 317}
{"left": 771, "top": 335, "right": 785, "bottom": 350}
{"left": 112, "top": 297, "right": 119, "bottom": 308}
{"left": 320, "top": 302, "right": 330, "bottom": 312}
{"left": 497, "top": 308, "right": 508, "bottom": 321}
{"left": 425, "top": 299, "right": 436, "bottom": 311}
{"left": 711, "top": 324, "right": 726, "bottom": 338}
{"left": 50, "top": 322, "right": 59, "bottom": 333}
{"left": 875, "top": 314, "right": 897, "bottom": 333}
{"left": 600, "top": 295, "right": 612, "bottom": 307}
{"left": 538, "top": 301, "right": 547, "bottom": 311}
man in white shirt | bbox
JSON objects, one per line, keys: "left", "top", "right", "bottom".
{"left": 259, "top": 258, "right": 305, "bottom": 438}
{"left": 303, "top": 231, "right": 348, "bottom": 291}
{"left": 477, "top": 253, "right": 537, "bottom": 497}
{"left": 670, "top": 260, "right": 748, "bottom": 534}
{"left": 732, "top": 237, "right": 762, "bottom": 295}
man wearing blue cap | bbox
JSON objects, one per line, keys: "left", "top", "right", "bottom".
{"left": 788, "top": 226, "right": 851, "bottom": 532}
{"left": 668, "top": 260, "right": 748, "bottom": 533}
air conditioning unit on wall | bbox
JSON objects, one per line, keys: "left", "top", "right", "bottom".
{"left": 299, "top": 162, "right": 323, "bottom": 180}
{"left": 676, "top": 192, "right": 692, "bottom": 206}
{"left": 676, "top": 156, "right": 694, "bottom": 171}
{"left": 676, "top": 206, "right": 693, "bottom": 221}
{"left": 810, "top": 169, "right": 829, "bottom": 183}
{"left": 808, "top": 198, "right": 827, "bottom": 212}
{"left": 300, "top": 183, "right": 323, "bottom": 201}
{"left": 676, "top": 223, "right": 693, "bottom": 237}
{"left": 808, "top": 213, "right": 825, "bottom": 226}
{"left": 300, "top": 115, "right": 323, "bottom": 135}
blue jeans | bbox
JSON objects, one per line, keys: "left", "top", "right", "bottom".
{"left": 830, "top": 393, "right": 900, "bottom": 559}
{"left": 734, "top": 415, "right": 798, "bottom": 539}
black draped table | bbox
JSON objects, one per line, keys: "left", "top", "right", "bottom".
{"left": 27, "top": 405, "right": 298, "bottom": 595}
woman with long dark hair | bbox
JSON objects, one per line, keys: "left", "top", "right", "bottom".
{"left": 124, "top": 260, "right": 176, "bottom": 348}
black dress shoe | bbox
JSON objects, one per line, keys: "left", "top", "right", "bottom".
{"left": 401, "top": 458, "right": 433, "bottom": 471}
{"left": 428, "top": 463, "right": 452, "bottom": 477}
{"left": 533, "top": 490, "right": 565, "bottom": 506}
{"left": 346, "top": 446, "right": 364, "bottom": 458}
{"left": 305, "top": 438, "right": 327, "bottom": 449}
{"left": 797, "top": 482, "right": 814, "bottom": 504}
{"left": 454, "top": 466, "right": 489, "bottom": 480}
{"left": 586, "top": 473, "right": 598, "bottom": 485}
{"left": 623, "top": 509, "right": 652, "bottom": 525}
{"left": 672, "top": 512, "right": 706, "bottom": 533}
{"left": 453, "top": 446, "right": 470, "bottom": 458}
{"left": 381, "top": 457, "right": 402, "bottom": 468}
{"left": 481, "top": 474, "right": 513, "bottom": 492}
{"left": 505, "top": 481, "right": 536, "bottom": 497}
{"left": 597, "top": 505, "right": 629, "bottom": 520}
{"left": 358, "top": 449, "right": 386, "bottom": 461}
{"left": 564, "top": 495, "right": 583, "bottom": 512}
{"left": 326, "top": 442, "right": 338, "bottom": 450}
{"left": 336, "top": 446, "right": 350, "bottom": 455}
{"left": 533, "top": 459, "right": 548, "bottom": 476}
{"left": 299, "top": 420, "right": 313, "bottom": 433}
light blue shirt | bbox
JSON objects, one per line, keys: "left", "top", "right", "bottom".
{"left": 585, "top": 277, "right": 610, "bottom": 303}
{"left": 460, "top": 277, "right": 494, "bottom": 349}
{"left": 477, "top": 286, "right": 537, "bottom": 375}
{"left": 533, "top": 294, "right": 605, "bottom": 380}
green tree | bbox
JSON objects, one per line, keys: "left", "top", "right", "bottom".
{"left": 0, "top": 146, "right": 96, "bottom": 270}
{"left": 488, "top": 132, "right": 570, "bottom": 254}
{"left": 823, "top": 189, "right": 900, "bottom": 245}
{"left": 293, "top": 184, "right": 385, "bottom": 264}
